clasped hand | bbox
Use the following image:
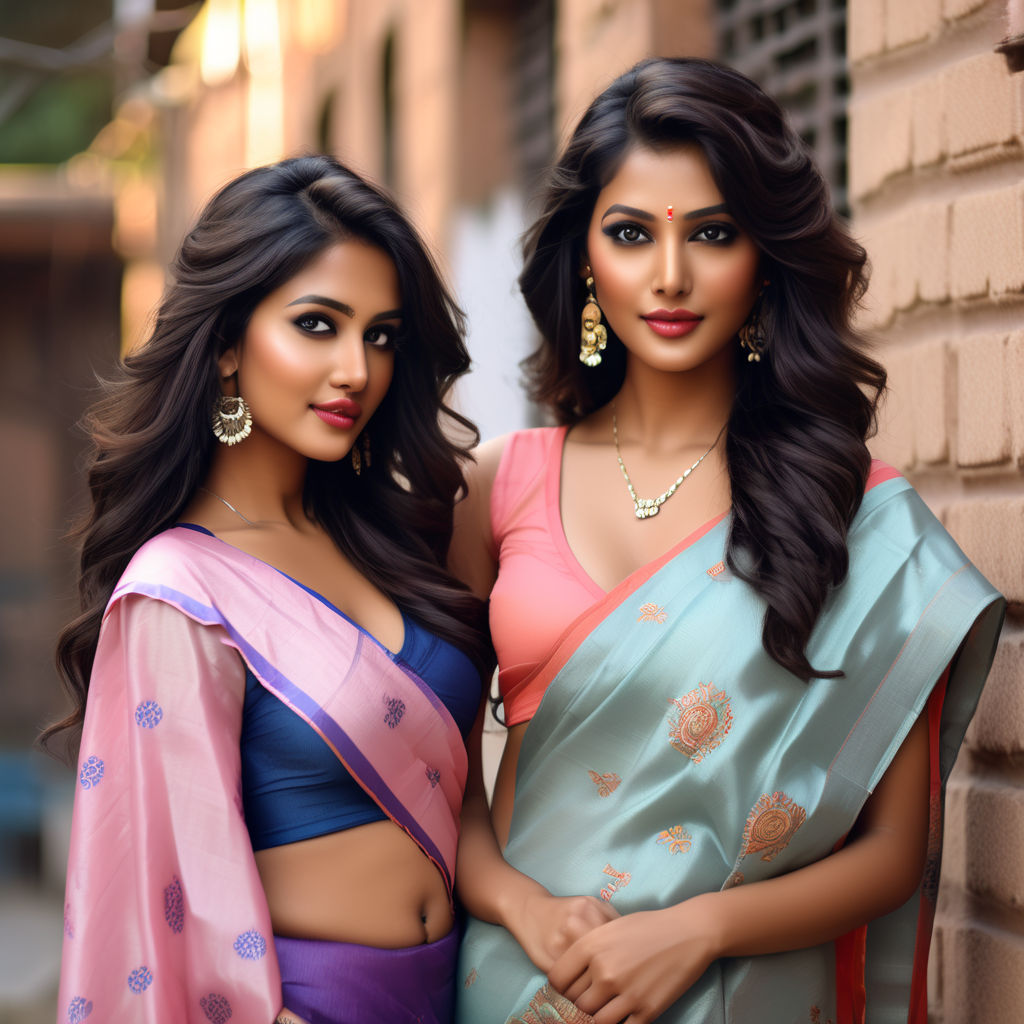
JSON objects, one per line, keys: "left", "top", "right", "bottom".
{"left": 544, "top": 903, "right": 717, "bottom": 1024}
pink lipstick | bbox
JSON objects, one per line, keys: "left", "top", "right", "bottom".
{"left": 641, "top": 307, "right": 702, "bottom": 339}
{"left": 312, "top": 397, "right": 361, "bottom": 429}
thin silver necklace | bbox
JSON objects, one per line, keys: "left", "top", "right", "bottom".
{"left": 200, "top": 487, "right": 258, "bottom": 526}
{"left": 611, "top": 409, "right": 725, "bottom": 520}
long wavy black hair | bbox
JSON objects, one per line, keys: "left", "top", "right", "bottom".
{"left": 520, "top": 58, "right": 886, "bottom": 681}
{"left": 45, "top": 154, "right": 490, "bottom": 756}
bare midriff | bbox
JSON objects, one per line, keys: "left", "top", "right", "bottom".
{"left": 254, "top": 819, "right": 452, "bottom": 947}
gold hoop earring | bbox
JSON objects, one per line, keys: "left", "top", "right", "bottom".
{"left": 211, "top": 395, "right": 252, "bottom": 445}
{"left": 579, "top": 273, "right": 608, "bottom": 367}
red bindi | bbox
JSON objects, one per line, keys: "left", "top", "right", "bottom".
{"left": 666, "top": 205, "right": 673, "bottom": 222}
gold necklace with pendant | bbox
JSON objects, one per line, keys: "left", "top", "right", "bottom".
{"left": 611, "top": 409, "right": 725, "bottom": 520}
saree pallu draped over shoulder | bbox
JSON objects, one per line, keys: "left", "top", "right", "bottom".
{"left": 457, "top": 469, "right": 1004, "bottom": 1024}
{"left": 59, "top": 526, "right": 467, "bottom": 1024}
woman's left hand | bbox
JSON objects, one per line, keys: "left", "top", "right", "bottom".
{"left": 546, "top": 902, "right": 717, "bottom": 1024}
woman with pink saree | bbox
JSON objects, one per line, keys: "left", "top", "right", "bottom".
{"left": 45, "top": 156, "right": 489, "bottom": 1023}
{"left": 451, "top": 60, "right": 1003, "bottom": 1024}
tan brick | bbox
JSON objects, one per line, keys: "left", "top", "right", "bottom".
{"left": 886, "top": 0, "right": 943, "bottom": 49}
{"left": 950, "top": 192, "right": 990, "bottom": 299}
{"left": 957, "top": 333, "right": 1010, "bottom": 467}
{"left": 910, "top": 338, "right": 949, "bottom": 463}
{"left": 946, "top": 498, "right": 1024, "bottom": 603}
{"left": 849, "top": 90, "right": 912, "bottom": 200}
{"left": 962, "top": 779, "right": 1024, "bottom": 907}
{"left": 913, "top": 200, "right": 951, "bottom": 303}
{"left": 943, "top": 920, "right": 1024, "bottom": 1021}
{"left": 988, "top": 183, "right": 1024, "bottom": 297}
{"left": 848, "top": 0, "right": 886, "bottom": 64}
{"left": 911, "top": 72, "right": 946, "bottom": 167}
{"left": 871, "top": 345, "right": 916, "bottom": 470}
{"left": 941, "top": 770, "right": 969, "bottom": 890}
{"left": 893, "top": 208, "right": 918, "bottom": 311}
{"left": 946, "top": 53, "right": 1018, "bottom": 157}
{"left": 928, "top": 921, "right": 944, "bottom": 1009}
{"left": 950, "top": 186, "right": 1024, "bottom": 300}
{"left": 1010, "top": 330, "right": 1024, "bottom": 466}
{"left": 943, "top": 0, "right": 989, "bottom": 18}
{"left": 967, "top": 632, "right": 1024, "bottom": 755}
{"left": 859, "top": 216, "right": 897, "bottom": 327}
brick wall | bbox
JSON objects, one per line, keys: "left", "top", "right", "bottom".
{"left": 849, "top": 1, "right": 1024, "bottom": 1018}
{"left": 555, "top": 0, "right": 713, "bottom": 134}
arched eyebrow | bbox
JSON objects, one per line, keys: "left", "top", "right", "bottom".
{"left": 600, "top": 202, "right": 730, "bottom": 222}
{"left": 683, "top": 203, "right": 729, "bottom": 220}
{"left": 286, "top": 295, "right": 354, "bottom": 317}
{"left": 600, "top": 204, "right": 654, "bottom": 222}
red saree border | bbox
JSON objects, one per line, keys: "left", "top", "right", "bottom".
{"left": 908, "top": 666, "right": 950, "bottom": 1023}
{"left": 831, "top": 664, "right": 950, "bottom": 1024}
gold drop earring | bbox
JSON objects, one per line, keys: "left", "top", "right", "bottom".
{"left": 739, "top": 282, "right": 771, "bottom": 363}
{"left": 579, "top": 270, "right": 608, "bottom": 367}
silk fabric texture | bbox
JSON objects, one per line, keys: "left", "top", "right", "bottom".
{"left": 60, "top": 526, "right": 467, "bottom": 1024}
{"left": 457, "top": 470, "right": 1003, "bottom": 1024}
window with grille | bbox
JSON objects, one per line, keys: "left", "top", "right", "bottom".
{"left": 716, "top": 0, "right": 849, "bottom": 214}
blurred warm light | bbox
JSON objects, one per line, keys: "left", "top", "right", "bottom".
{"left": 244, "top": 0, "right": 281, "bottom": 75}
{"left": 200, "top": 0, "right": 242, "bottom": 86}
{"left": 291, "top": 0, "right": 346, "bottom": 54}
{"left": 122, "top": 260, "right": 167, "bottom": 355}
{"left": 244, "top": 0, "right": 285, "bottom": 166}
{"left": 114, "top": 174, "right": 159, "bottom": 259}
{"left": 65, "top": 152, "right": 112, "bottom": 190}
{"left": 151, "top": 62, "right": 197, "bottom": 105}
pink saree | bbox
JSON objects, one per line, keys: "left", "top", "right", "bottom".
{"left": 59, "top": 526, "right": 467, "bottom": 1023}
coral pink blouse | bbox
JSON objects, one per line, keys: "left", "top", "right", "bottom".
{"left": 489, "top": 428, "right": 605, "bottom": 726}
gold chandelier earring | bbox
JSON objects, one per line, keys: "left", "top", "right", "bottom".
{"left": 579, "top": 271, "right": 608, "bottom": 367}
{"left": 351, "top": 431, "right": 370, "bottom": 475}
{"left": 211, "top": 394, "right": 253, "bottom": 445}
{"left": 739, "top": 284, "right": 770, "bottom": 363}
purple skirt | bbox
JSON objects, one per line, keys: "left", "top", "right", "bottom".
{"left": 275, "top": 928, "right": 458, "bottom": 1024}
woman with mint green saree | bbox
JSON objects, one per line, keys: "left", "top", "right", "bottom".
{"left": 452, "top": 59, "right": 1003, "bottom": 1024}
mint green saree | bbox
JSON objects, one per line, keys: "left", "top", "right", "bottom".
{"left": 456, "top": 468, "right": 1003, "bottom": 1024}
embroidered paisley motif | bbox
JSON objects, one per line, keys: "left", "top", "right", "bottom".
{"left": 506, "top": 983, "right": 596, "bottom": 1023}
{"left": 656, "top": 825, "right": 693, "bottom": 854}
{"left": 667, "top": 682, "right": 733, "bottom": 763}
{"left": 587, "top": 770, "right": 621, "bottom": 797}
{"left": 741, "top": 791, "right": 807, "bottom": 862}
{"left": 637, "top": 602, "right": 667, "bottom": 623}
{"left": 599, "top": 863, "right": 631, "bottom": 902}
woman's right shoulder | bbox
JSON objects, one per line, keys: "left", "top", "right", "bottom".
{"left": 452, "top": 428, "right": 561, "bottom": 598}
{"left": 466, "top": 427, "right": 562, "bottom": 497}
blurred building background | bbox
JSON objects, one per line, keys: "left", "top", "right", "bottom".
{"left": 0, "top": 0, "right": 1021, "bottom": 1020}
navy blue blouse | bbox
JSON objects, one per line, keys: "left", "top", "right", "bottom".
{"left": 241, "top": 610, "right": 480, "bottom": 850}
{"left": 174, "top": 524, "right": 481, "bottom": 852}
